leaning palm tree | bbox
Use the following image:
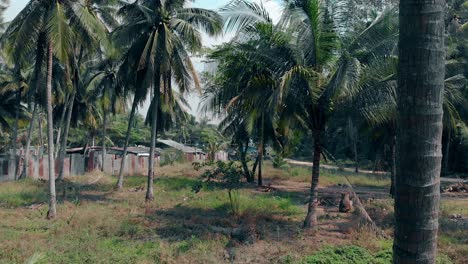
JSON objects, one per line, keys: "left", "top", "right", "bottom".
{"left": 3, "top": 0, "right": 109, "bottom": 219}
{"left": 113, "top": 0, "right": 222, "bottom": 199}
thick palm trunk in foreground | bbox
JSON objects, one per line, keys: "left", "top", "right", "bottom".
{"left": 303, "top": 132, "right": 321, "bottom": 228}
{"left": 117, "top": 97, "right": 138, "bottom": 189}
{"left": 393, "top": 0, "right": 445, "bottom": 262}
{"left": 46, "top": 43, "right": 57, "bottom": 219}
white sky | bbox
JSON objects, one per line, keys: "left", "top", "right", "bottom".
{"left": 5, "top": 0, "right": 283, "bottom": 120}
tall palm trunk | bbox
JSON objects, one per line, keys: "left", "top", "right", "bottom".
{"left": 19, "top": 103, "right": 38, "bottom": 180}
{"left": 251, "top": 155, "right": 259, "bottom": 177}
{"left": 13, "top": 89, "right": 21, "bottom": 180}
{"left": 443, "top": 128, "right": 451, "bottom": 175}
{"left": 117, "top": 96, "right": 138, "bottom": 189}
{"left": 304, "top": 131, "right": 321, "bottom": 228}
{"left": 239, "top": 142, "right": 253, "bottom": 183}
{"left": 146, "top": 76, "right": 160, "bottom": 202}
{"left": 38, "top": 112, "right": 44, "bottom": 147}
{"left": 257, "top": 114, "right": 265, "bottom": 186}
{"left": 394, "top": 0, "right": 445, "bottom": 262}
{"left": 46, "top": 42, "right": 57, "bottom": 219}
{"left": 58, "top": 91, "right": 76, "bottom": 180}
{"left": 101, "top": 106, "right": 107, "bottom": 172}
{"left": 55, "top": 96, "right": 69, "bottom": 158}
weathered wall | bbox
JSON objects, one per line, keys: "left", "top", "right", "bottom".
{"left": 0, "top": 152, "right": 154, "bottom": 182}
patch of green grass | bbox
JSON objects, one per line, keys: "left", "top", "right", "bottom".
{"left": 0, "top": 179, "right": 48, "bottom": 208}
{"left": 298, "top": 245, "right": 454, "bottom": 264}
{"left": 441, "top": 200, "right": 468, "bottom": 217}
{"left": 265, "top": 162, "right": 390, "bottom": 189}
{"left": 298, "top": 245, "right": 391, "bottom": 264}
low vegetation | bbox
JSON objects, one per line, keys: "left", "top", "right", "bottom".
{"left": 0, "top": 163, "right": 465, "bottom": 264}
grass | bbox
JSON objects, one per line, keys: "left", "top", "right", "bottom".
{"left": 265, "top": 161, "right": 390, "bottom": 188}
{"left": 0, "top": 162, "right": 465, "bottom": 263}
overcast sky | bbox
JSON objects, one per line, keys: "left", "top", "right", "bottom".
{"left": 5, "top": 0, "right": 283, "bottom": 120}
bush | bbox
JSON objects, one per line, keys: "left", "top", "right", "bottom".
{"left": 273, "top": 155, "right": 287, "bottom": 168}
{"left": 160, "top": 150, "right": 185, "bottom": 167}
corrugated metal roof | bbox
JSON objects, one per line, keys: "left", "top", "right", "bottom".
{"left": 157, "top": 139, "right": 204, "bottom": 154}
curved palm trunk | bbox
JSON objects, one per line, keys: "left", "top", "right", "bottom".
{"left": 146, "top": 79, "right": 160, "bottom": 202}
{"left": 393, "top": 0, "right": 445, "bottom": 262}
{"left": 19, "top": 103, "right": 38, "bottom": 180}
{"left": 117, "top": 96, "right": 138, "bottom": 189}
{"left": 46, "top": 42, "right": 57, "bottom": 219}
{"left": 101, "top": 107, "right": 107, "bottom": 172}
{"left": 13, "top": 89, "right": 21, "bottom": 180}
{"left": 239, "top": 142, "right": 253, "bottom": 183}
{"left": 58, "top": 91, "right": 76, "bottom": 180}
{"left": 303, "top": 132, "right": 321, "bottom": 228}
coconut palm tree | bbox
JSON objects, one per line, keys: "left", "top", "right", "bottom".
{"left": 219, "top": 0, "right": 400, "bottom": 228}
{"left": 85, "top": 50, "right": 124, "bottom": 172}
{"left": 0, "top": 66, "right": 29, "bottom": 179}
{"left": 113, "top": 0, "right": 222, "bottom": 199}
{"left": 3, "top": 0, "right": 109, "bottom": 219}
{"left": 393, "top": 0, "right": 446, "bottom": 261}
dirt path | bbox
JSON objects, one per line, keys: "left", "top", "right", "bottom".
{"left": 284, "top": 159, "right": 467, "bottom": 184}
{"left": 265, "top": 178, "right": 467, "bottom": 204}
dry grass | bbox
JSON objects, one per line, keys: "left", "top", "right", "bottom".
{"left": 0, "top": 162, "right": 465, "bottom": 263}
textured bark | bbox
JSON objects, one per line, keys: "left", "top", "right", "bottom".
{"left": 19, "top": 104, "right": 38, "bottom": 180}
{"left": 146, "top": 77, "right": 160, "bottom": 203}
{"left": 304, "top": 132, "right": 321, "bottom": 228}
{"left": 394, "top": 1, "right": 445, "bottom": 262}
{"left": 46, "top": 43, "right": 57, "bottom": 219}
{"left": 58, "top": 91, "right": 76, "bottom": 180}
{"left": 117, "top": 96, "right": 138, "bottom": 189}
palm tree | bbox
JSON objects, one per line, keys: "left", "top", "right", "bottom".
{"left": 393, "top": 0, "right": 446, "bottom": 262}
{"left": 85, "top": 50, "right": 124, "bottom": 172}
{"left": 0, "top": 66, "right": 29, "bottom": 179}
{"left": 113, "top": 0, "right": 222, "bottom": 199}
{"left": 3, "top": 0, "right": 109, "bottom": 219}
